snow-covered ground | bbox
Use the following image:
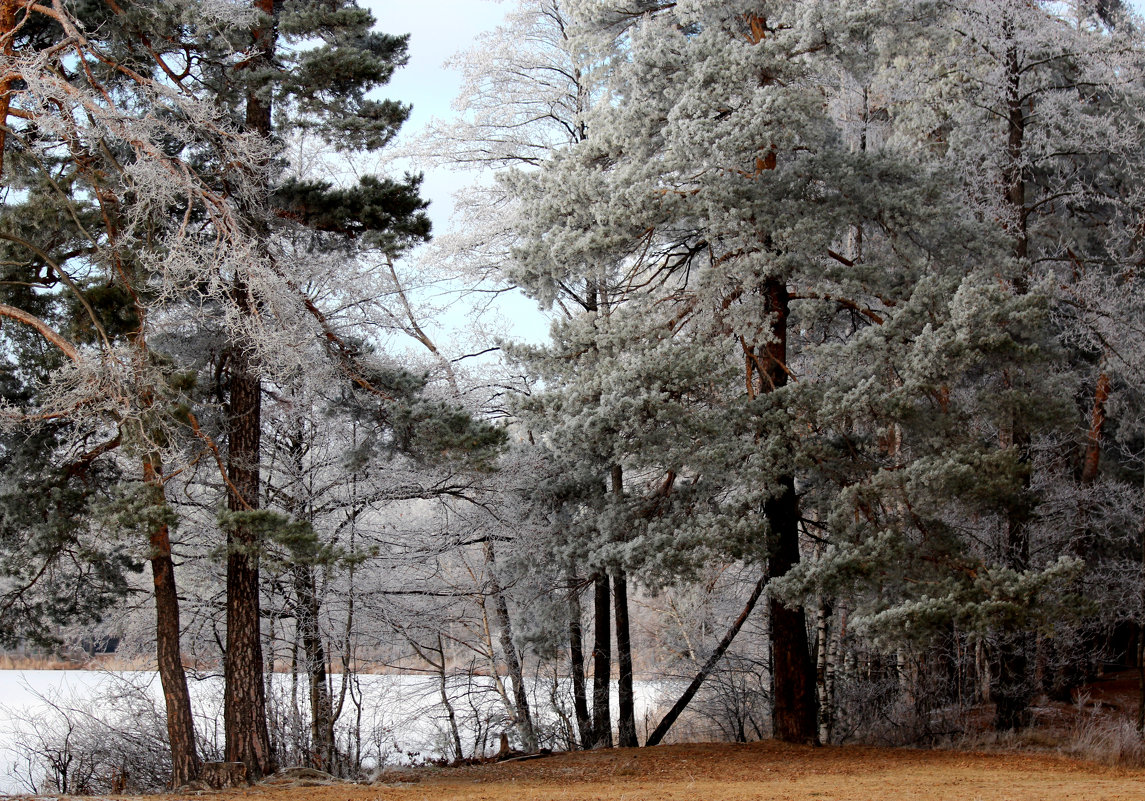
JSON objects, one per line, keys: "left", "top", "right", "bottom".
{"left": 0, "top": 670, "right": 664, "bottom": 794}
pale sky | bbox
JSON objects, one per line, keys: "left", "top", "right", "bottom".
{"left": 362, "top": 1, "right": 1145, "bottom": 351}
{"left": 366, "top": 1, "right": 509, "bottom": 232}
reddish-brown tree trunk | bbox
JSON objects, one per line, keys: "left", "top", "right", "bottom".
{"left": 143, "top": 455, "right": 201, "bottom": 787}
{"left": 224, "top": 338, "right": 274, "bottom": 778}
{"left": 1081, "top": 371, "right": 1110, "bottom": 486}
{"left": 0, "top": 0, "right": 17, "bottom": 182}
{"left": 222, "top": 0, "right": 277, "bottom": 778}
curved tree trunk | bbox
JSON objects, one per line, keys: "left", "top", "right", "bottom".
{"left": 485, "top": 539, "right": 537, "bottom": 752}
{"left": 143, "top": 455, "right": 200, "bottom": 787}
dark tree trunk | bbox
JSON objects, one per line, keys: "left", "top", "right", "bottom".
{"left": 143, "top": 455, "right": 200, "bottom": 787}
{"left": 755, "top": 279, "right": 817, "bottom": 745}
{"left": 224, "top": 338, "right": 274, "bottom": 778}
{"left": 608, "top": 464, "right": 638, "bottom": 748}
{"left": 567, "top": 571, "right": 592, "bottom": 748}
{"left": 485, "top": 540, "right": 537, "bottom": 752}
{"left": 992, "top": 23, "right": 1034, "bottom": 733}
{"left": 613, "top": 569, "right": 638, "bottom": 748}
{"left": 766, "top": 474, "right": 818, "bottom": 744}
{"left": 222, "top": 0, "right": 277, "bottom": 778}
{"left": 283, "top": 426, "right": 334, "bottom": 771}
{"left": 645, "top": 572, "right": 768, "bottom": 747}
{"left": 292, "top": 563, "right": 333, "bottom": 770}
{"left": 590, "top": 572, "right": 613, "bottom": 748}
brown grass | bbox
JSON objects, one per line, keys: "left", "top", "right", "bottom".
{"left": 106, "top": 741, "right": 1145, "bottom": 801}
{"left": 0, "top": 653, "right": 156, "bottom": 671}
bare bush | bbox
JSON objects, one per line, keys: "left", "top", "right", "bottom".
{"left": 4, "top": 675, "right": 171, "bottom": 794}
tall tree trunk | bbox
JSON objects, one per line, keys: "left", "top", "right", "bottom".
{"left": 1138, "top": 469, "right": 1145, "bottom": 737}
{"left": 485, "top": 539, "right": 537, "bottom": 752}
{"left": 143, "top": 454, "right": 200, "bottom": 787}
{"left": 292, "top": 563, "right": 333, "bottom": 770}
{"left": 224, "top": 337, "right": 274, "bottom": 777}
{"left": 0, "top": 0, "right": 16, "bottom": 182}
{"left": 436, "top": 634, "right": 464, "bottom": 762}
{"left": 613, "top": 569, "right": 638, "bottom": 747}
{"left": 754, "top": 278, "right": 817, "bottom": 745}
{"left": 590, "top": 572, "right": 613, "bottom": 748}
{"left": 283, "top": 427, "right": 334, "bottom": 772}
{"left": 609, "top": 464, "right": 638, "bottom": 748}
{"left": 567, "top": 570, "right": 592, "bottom": 748}
{"left": 993, "top": 21, "right": 1033, "bottom": 732}
{"left": 222, "top": 0, "right": 277, "bottom": 778}
{"left": 646, "top": 571, "right": 768, "bottom": 746}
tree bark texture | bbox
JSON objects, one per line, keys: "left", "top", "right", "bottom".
{"left": 292, "top": 563, "right": 333, "bottom": 770}
{"left": 0, "top": 0, "right": 17, "bottom": 182}
{"left": 222, "top": 0, "right": 277, "bottom": 777}
{"left": 143, "top": 455, "right": 201, "bottom": 787}
{"left": 815, "top": 598, "right": 834, "bottom": 745}
{"left": 224, "top": 337, "right": 274, "bottom": 777}
{"left": 485, "top": 539, "right": 537, "bottom": 752}
{"left": 590, "top": 572, "right": 613, "bottom": 748}
{"left": 613, "top": 569, "right": 638, "bottom": 748}
{"left": 993, "top": 22, "right": 1034, "bottom": 731}
{"left": 567, "top": 571, "right": 592, "bottom": 748}
{"left": 755, "top": 279, "right": 818, "bottom": 745}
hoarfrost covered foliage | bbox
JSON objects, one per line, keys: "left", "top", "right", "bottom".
{"left": 6, "top": 0, "right": 1145, "bottom": 783}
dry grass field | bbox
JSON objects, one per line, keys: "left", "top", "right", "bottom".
{"left": 123, "top": 741, "right": 1145, "bottom": 801}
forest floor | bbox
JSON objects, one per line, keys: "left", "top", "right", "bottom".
{"left": 116, "top": 741, "right": 1145, "bottom": 801}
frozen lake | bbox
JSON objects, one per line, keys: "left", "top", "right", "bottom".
{"left": 0, "top": 669, "right": 666, "bottom": 794}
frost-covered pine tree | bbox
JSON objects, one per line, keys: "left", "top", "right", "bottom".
{"left": 501, "top": 0, "right": 982, "bottom": 744}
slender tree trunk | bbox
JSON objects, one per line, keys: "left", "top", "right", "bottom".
{"left": 1138, "top": 468, "right": 1145, "bottom": 737}
{"left": 613, "top": 569, "right": 638, "bottom": 748}
{"left": 645, "top": 571, "right": 768, "bottom": 747}
{"left": 1081, "top": 371, "right": 1111, "bottom": 486}
{"left": 143, "top": 455, "right": 200, "bottom": 787}
{"left": 436, "top": 634, "right": 464, "bottom": 762}
{"left": 283, "top": 426, "right": 334, "bottom": 772}
{"left": 590, "top": 572, "right": 612, "bottom": 748}
{"left": 815, "top": 598, "right": 833, "bottom": 745}
{"left": 484, "top": 539, "right": 537, "bottom": 752}
{"left": 609, "top": 464, "right": 638, "bottom": 748}
{"left": 0, "top": 0, "right": 16, "bottom": 182}
{"left": 567, "top": 570, "right": 592, "bottom": 748}
{"left": 292, "top": 563, "right": 333, "bottom": 770}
